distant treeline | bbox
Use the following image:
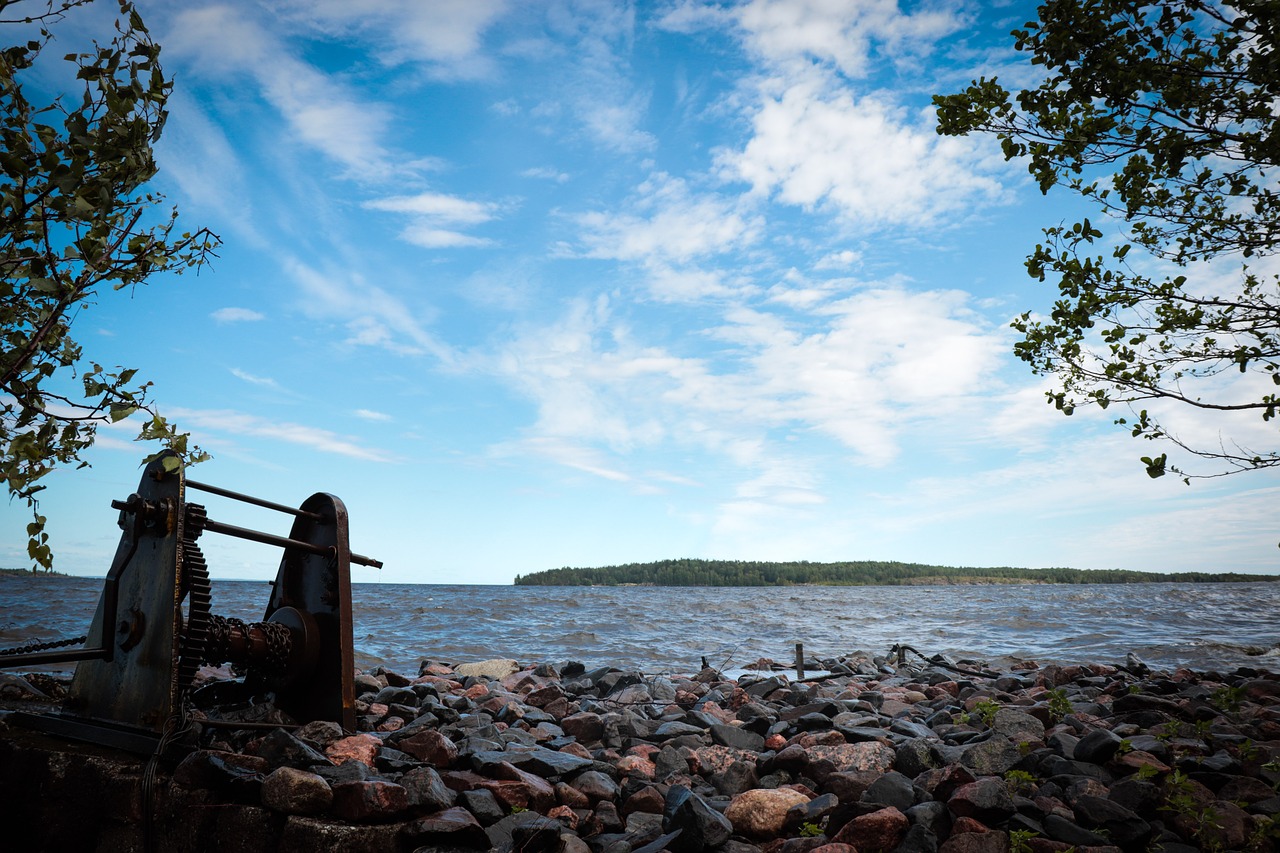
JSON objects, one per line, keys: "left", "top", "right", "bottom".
{"left": 512, "top": 559, "right": 1280, "bottom": 587}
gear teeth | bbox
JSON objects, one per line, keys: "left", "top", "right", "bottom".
{"left": 176, "top": 521, "right": 213, "bottom": 694}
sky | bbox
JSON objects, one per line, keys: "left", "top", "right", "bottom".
{"left": 2, "top": 0, "right": 1278, "bottom": 585}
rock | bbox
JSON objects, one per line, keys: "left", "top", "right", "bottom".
{"left": 663, "top": 784, "right": 733, "bottom": 853}
{"left": 862, "top": 770, "right": 918, "bottom": 811}
{"left": 260, "top": 767, "right": 332, "bottom": 815}
{"left": 959, "top": 738, "right": 1022, "bottom": 776}
{"left": 455, "top": 658, "right": 521, "bottom": 680}
{"left": 947, "top": 779, "right": 1016, "bottom": 825}
{"left": 725, "top": 787, "right": 811, "bottom": 838}
{"left": 400, "top": 765, "right": 456, "bottom": 813}
{"left": 329, "top": 779, "right": 408, "bottom": 822}
{"left": 711, "top": 723, "right": 767, "bottom": 752}
{"left": 325, "top": 734, "right": 381, "bottom": 768}
{"left": 1072, "top": 728, "right": 1123, "bottom": 765}
{"left": 1070, "top": 794, "right": 1151, "bottom": 848}
{"left": 253, "top": 729, "right": 333, "bottom": 770}
{"left": 404, "top": 805, "right": 490, "bottom": 848}
{"left": 172, "top": 749, "right": 267, "bottom": 800}
{"left": 807, "top": 742, "right": 897, "bottom": 774}
{"left": 991, "top": 709, "right": 1045, "bottom": 742}
{"left": 394, "top": 728, "right": 459, "bottom": 767}
{"left": 830, "top": 805, "right": 910, "bottom": 852}
{"left": 937, "top": 830, "right": 1009, "bottom": 853}
{"left": 571, "top": 769, "right": 620, "bottom": 804}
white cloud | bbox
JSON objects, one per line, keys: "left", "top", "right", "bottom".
{"left": 484, "top": 285, "right": 1016, "bottom": 500}
{"left": 735, "top": 0, "right": 963, "bottom": 78}
{"left": 230, "top": 369, "right": 280, "bottom": 389}
{"left": 365, "top": 193, "right": 499, "bottom": 224}
{"left": 577, "top": 173, "right": 763, "bottom": 265}
{"left": 167, "top": 408, "right": 394, "bottom": 462}
{"left": 283, "top": 256, "right": 456, "bottom": 362}
{"left": 354, "top": 409, "right": 393, "bottom": 422}
{"left": 400, "top": 227, "right": 495, "bottom": 249}
{"left": 522, "top": 166, "right": 571, "bottom": 183}
{"left": 212, "top": 307, "right": 266, "bottom": 324}
{"left": 275, "top": 0, "right": 510, "bottom": 79}
{"left": 717, "top": 77, "right": 1005, "bottom": 228}
{"left": 365, "top": 192, "right": 501, "bottom": 249}
{"left": 167, "top": 6, "right": 398, "bottom": 180}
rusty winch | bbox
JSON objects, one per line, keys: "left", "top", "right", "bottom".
{"left": 5, "top": 451, "right": 381, "bottom": 752}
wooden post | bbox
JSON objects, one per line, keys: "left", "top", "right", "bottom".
{"left": 795, "top": 642, "right": 804, "bottom": 680}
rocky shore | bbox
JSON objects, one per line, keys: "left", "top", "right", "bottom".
{"left": 2, "top": 650, "right": 1279, "bottom": 852}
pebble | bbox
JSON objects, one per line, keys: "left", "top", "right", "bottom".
{"left": 6, "top": 651, "right": 1280, "bottom": 852}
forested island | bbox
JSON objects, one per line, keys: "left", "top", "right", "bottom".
{"left": 513, "top": 559, "right": 1280, "bottom": 587}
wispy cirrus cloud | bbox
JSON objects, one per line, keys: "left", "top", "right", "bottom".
{"left": 212, "top": 307, "right": 266, "bottom": 324}
{"left": 166, "top": 5, "right": 400, "bottom": 180}
{"left": 275, "top": 0, "right": 511, "bottom": 80}
{"left": 364, "top": 191, "right": 502, "bottom": 249}
{"left": 167, "top": 408, "right": 394, "bottom": 463}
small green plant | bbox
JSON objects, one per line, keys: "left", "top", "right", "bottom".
{"left": 1046, "top": 688, "right": 1072, "bottom": 722}
{"left": 1237, "top": 739, "right": 1260, "bottom": 761}
{"left": 1018, "top": 740, "right": 1033, "bottom": 756}
{"left": 1127, "top": 683, "right": 1142, "bottom": 694}
{"left": 974, "top": 698, "right": 1000, "bottom": 728}
{"left": 952, "top": 710, "right": 971, "bottom": 725}
{"left": 1246, "top": 815, "right": 1277, "bottom": 852}
{"left": 1155, "top": 720, "right": 1182, "bottom": 742}
{"left": 1193, "top": 718, "right": 1213, "bottom": 739}
{"left": 1116, "top": 738, "right": 1133, "bottom": 756}
{"left": 1010, "top": 828, "right": 1039, "bottom": 853}
{"left": 1005, "top": 769, "right": 1037, "bottom": 794}
{"left": 799, "top": 821, "right": 823, "bottom": 838}
{"left": 1210, "top": 685, "right": 1245, "bottom": 713}
{"left": 1135, "top": 763, "right": 1159, "bottom": 781}
{"left": 509, "top": 805, "right": 527, "bottom": 814}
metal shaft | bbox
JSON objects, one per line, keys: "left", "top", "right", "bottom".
{"left": 186, "top": 479, "right": 325, "bottom": 522}
{"left": 201, "top": 517, "right": 383, "bottom": 568}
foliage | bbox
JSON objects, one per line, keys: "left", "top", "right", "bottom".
{"left": 974, "top": 698, "right": 1001, "bottom": 728}
{"left": 1210, "top": 685, "right": 1245, "bottom": 713}
{"left": 0, "top": 0, "right": 217, "bottom": 569}
{"left": 1004, "top": 769, "right": 1037, "bottom": 794}
{"left": 513, "top": 558, "right": 1280, "bottom": 587}
{"left": 1009, "top": 829, "right": 1039, "bottom": 853}
{"left": 1046, "top": 687, "right": 1072, "bottom": 722}
{"left": 934, "top": 0, "right": 1280, "bottom": 481}
{"left": 798, "top": 822, "right": 823, "bottom": 838}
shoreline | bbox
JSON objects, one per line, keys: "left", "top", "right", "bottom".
{"left": 2, "top": 651, "right": 1278, "bottom": 852}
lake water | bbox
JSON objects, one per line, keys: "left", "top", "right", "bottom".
{"left": 2, "top": 577, "right": 1277, "bottom": 676}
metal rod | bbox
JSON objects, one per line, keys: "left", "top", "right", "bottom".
{"left": 202, "top": 517, "right": 383, "bottom": 568}
{"left": 0, "top": 646, "right": 109, "bottom": 666}
{"left": 186, "top": 479, "right": 325, "bottom": 522}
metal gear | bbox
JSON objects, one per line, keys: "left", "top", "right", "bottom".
{"left": 175, "top": 503, "right": 212, "bottom": 694}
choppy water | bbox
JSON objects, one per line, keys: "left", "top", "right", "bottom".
{"left": 2, "top": 577, "right": 1277, "bottom": 676}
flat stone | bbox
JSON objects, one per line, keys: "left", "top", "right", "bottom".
{"left": 454, "top": 658, "right": 521, "bottom": 680}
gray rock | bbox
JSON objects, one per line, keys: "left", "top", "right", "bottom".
{"left": 862, "top": 771, "right": 918, "bottom": 811}
{"left": 1072, "top": 727, "right": 1124, "bottom": 764}
{"left": 958, "top": 737, "right": 1022, "bottom": 776}
{"left": 663, "top": 785, "right": 732, "bottom": 853}
{"left": 710, "top": 724, "right": 765, "bottom": 752}
{"left": 1072, "top": 794, "right": 1152, "bottom": 848}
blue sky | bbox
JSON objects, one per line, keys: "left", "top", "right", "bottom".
{"left": 3, "top": 0, "right": 1278, "bottom": 584}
